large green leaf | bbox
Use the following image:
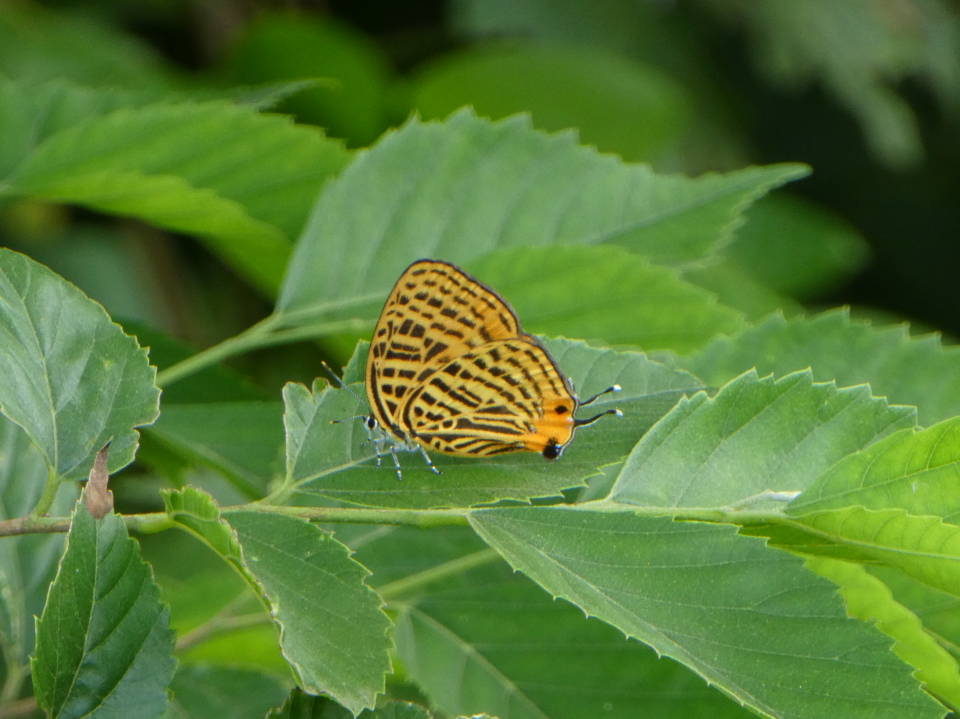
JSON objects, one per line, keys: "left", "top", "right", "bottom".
{"left": 352, "top": 525, "right": 753, "bottom": 719}
{"left": 0, "top": 249, "right": 160, "bottom": 477}
{"left": 32, "top": 498, "right": 175, "bottom": 719}
{"left": 470, "top": 507, "right": 942, "bottom": 719}
{"left": 281, "top": 338, "right": 702, "bottom": 509}
{"left": 277, "top": 110, "right": 807, "bottom": 320}
{"left": 3, "top": 97, "right": 349, "bottom": 293}
{"left": 407, "top": 44, "right": 690, "bottom": 162}
{"left": 610, "top": 369, "right": 915, "bottom": 509}
{"left": 467, "top": 245, "right": 745, "bottom": 351}
{"left": 684, "top": 309, "right": 960, "bottom": 425}
{"left": 786, "top": 507, "right": 960, "bottom": 599}
{"left": 790, "top": 417, "right": 960, "bottom": 521}
{"left": 162, "top": 488, "right": 392, "bottom": 715}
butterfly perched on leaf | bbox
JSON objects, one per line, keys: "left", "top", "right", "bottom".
{"left": 359, "top": 259, "right": 621, "bottom": 478}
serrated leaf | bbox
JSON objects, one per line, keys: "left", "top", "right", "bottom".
{"left": 166, "top": 663, "right": 288, "bottom": 719}
{"left": 282, "top": 338, "right": 702, "bottom": 509}
{"left": 32, "top": 498, "right": 175, "bottom": 719}
{"left": 148, "top": 401, "right": 284, "bottom": 498}
{"left": 786, "top": 506, "right": 960, "bottom": 599}
{"left": 5, "top": 101, "right": 349, "bottom": 293}
{"left": 277, "top": 110, "right": 807, "bottom": 319}
{"left": 609, "top": 369, "right": 916, "bottom": 509}
{"left": 790, "top": 417, "right": 960, "bottom": 521}
{"left": 0, "top": 248, "right": 160, "bottom": 477}
{"left": 684, "top": 309, "right": 960, "bottom": 425}
{"left": 467, "top": 245, "right": 744, "bottom": 351}
{"left": 869, "top": 565, "right": 960, "bottom": 664}
{"left": 808, "top": 556, "right": 960, "bottom": 709}
{"left": 469, "top": 507, "right": 942, "bottom": 719}
{"left": 0, "top": 418, "right": 75, "bottom": 686}
{"left": 354, "top": 525, "right": 752, "bottom": 719}
{"left": 163, "top": 488, "right": 391, "bottom": 715}
{"left": 225, "top": 510, "right": 392, "bottom": 715}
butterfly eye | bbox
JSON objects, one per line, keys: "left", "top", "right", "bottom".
{"left": 542, "top": 439, "right": 563, "bottom": 459}
{"left": 366, "top": 416, "right": 377, "bottom": 430}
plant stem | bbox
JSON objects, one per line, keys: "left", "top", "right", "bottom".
{"left": 156, "top": 314, "right": 373, "bottom": 388}
{"left": 0, "top": 515, "right": 70, "bottom": 536}
{"left": 30, "top": 467, "right": 61, "bottom": 518}
{"left": 241, "top": 503, "right": 470, "bottom": 528}
{"left": 155, "top": 315, "right": 281, "bottom": 387}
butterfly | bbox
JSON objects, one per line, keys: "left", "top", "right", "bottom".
{"left": 362, "top": 259, "right": 621, "bottom": 479}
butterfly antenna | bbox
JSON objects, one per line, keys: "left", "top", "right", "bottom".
{"left": 320, "top": 360, "right": 369, "bottom": 425}
{"left": 580, "top": 384, "right": 622, "bottom": 407}
{"left": 574, "top": 407, "right": 623, "bottom": 428}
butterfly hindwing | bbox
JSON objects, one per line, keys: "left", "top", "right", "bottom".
{"left": 397, "top": 337, "right": 578, "bottom": 457}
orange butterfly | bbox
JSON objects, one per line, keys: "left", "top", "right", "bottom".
{"left": 360, "top": 259, "right": 621, "bottom": 478}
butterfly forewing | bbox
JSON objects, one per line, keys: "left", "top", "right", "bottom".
{"left": 398, "top": 337, "right": 578, "bottom": 457}
{"left": 366, "top": 260, "right": 522, "bottom": 440}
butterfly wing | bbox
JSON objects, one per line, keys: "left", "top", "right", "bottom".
{"left": 396, "top": 337, "right": 579, "bottom": 458}
{"left": 366, "top": 259, "right": 523, "bottom": 440}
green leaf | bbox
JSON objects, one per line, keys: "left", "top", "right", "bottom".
{"left": 266, "top": 691, "right": 431, "bottom": 718}
{"left": 790, "top": 417, "right": 960, "bottom": 521}
{"left": 147, "top": 401, "right": 284, "bottom": 498}
{"left": 0, "top": 418, "right": 76, "bottom": 693}
{"left": 785, "top": 506, "right": 960, "bottom": 599}
{"left": 0, "top": 4, "right": 172, "bottom": 89}
{"left": 223, "top": 12, "right": 390, "bottom": 146}
{"left": 724, "top": 194, "right": 870, "bottom": 299}
{"left": 5, "top": 100, "right": 349, "bottom": 293}
{"left": 808, "top": 556, "right": 960, "bottom": 709}
{"left": 32, "top": 498, "right": 175, "bottom": 719}
{"left": 354, "top": 526, "right": 753, "bottom": 718}
{"left": 683, "top": 257, "right": 802, "bottom": 321}
{"left": 162, "top": 488, "right": 392, "bottom": 715}
{"left": 609, "top": 369, "right": 915, "bottom": 509}
{"left": 125, "top": 321, "right": 267, "bottom": 404}
{"left": 408, "top": 43, "right": 690, "bottom": 161}
{"left": 282, "top": 338, "right": 702, "bottom": 509}
{"left": 166, "top": 664, "right": 289, "bottom": 719}
{"left": 225, "top": 511, "right": 392, "bottom": 715}
{"left": 277, "top": 110, "right": 807, "bottom": 319}
{"left": 470, "top": 507, "right": 943, "bottom": 719}
{"left": 684, "top": 309, "right": 960, "bottom": 426}
{"left": 467, "top": 245, "right": 745, "bottom": 351}
{"left": 0, "top": 248, "right": 160, "bottom": 477}
{"left": 869, "top": 565, "right": 960, "bottom": 664}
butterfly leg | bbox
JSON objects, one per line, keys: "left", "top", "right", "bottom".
{"left": 390, "top": 445, "right": 404, "bottom": 481}
{"left": 417, "top": 445, "right": 442, "bottom": 476}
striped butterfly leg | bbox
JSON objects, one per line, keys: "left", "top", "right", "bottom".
{"left": 380, "top": 441, "right": 442, "bottom": 481}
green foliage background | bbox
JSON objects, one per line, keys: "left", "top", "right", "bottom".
{"left": 0, "top": 2, "right": 959, "bottom": 718}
